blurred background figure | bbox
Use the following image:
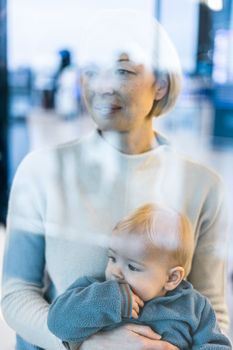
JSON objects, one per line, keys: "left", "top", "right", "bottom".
{"left": 54, "top": 49, "right": 83, "bottom": 119}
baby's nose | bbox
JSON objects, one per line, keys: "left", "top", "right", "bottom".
{"left": 111, "top": 267, "right": 125, "bottom": 281}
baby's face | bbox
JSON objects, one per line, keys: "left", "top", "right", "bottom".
{"left": 105, "top": 233, "right": 170, "bottom": 301}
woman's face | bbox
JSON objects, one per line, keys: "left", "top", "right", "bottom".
{"left": 81, "top": 53, "right": 158, "bottom": 132}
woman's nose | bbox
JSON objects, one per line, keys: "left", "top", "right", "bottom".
{"left": 91, "top": 72, "right": 116, "bottom": 95}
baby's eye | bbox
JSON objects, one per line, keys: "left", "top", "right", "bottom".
{"left": 108, "top": 256, "right": 116, "bottom": 263}
{"left": 128, "top": 264, "right": 141, "bottom": 272}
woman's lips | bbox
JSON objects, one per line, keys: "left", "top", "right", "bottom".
{"left": 94, "top": 104, "right": 122, "bottom": 115}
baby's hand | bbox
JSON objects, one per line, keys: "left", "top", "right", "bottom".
{"left": 131, "top": 290, "right": 144, "bottom": 319}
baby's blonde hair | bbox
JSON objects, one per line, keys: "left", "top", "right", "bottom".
{"left": 113, "top": 203, "right": 194, "bottom": 277}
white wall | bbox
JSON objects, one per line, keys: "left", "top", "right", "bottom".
{"left": 8, "top": 0, "right": 154, "bottom": 69}
{"left": 8, "top": 0, "right": 200, "bottom": 73}
{"left": 160, "top": 0, "right": 199, "bottom": 73}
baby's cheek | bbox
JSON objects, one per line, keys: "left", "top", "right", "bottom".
{"left": 105, "top": 265, "right": 111, "bottom": 280}
{"left": 139, "top": 283, "right": 155, "bottom": 301}
{"left": 131, "top": 282, "right": 149, "bottom": 301}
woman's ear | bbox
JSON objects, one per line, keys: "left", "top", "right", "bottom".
{"left": 164, "top": 266, "right": 185, "bottom": 291}
{"left": 154, "top": 78, "right": 168, "bottom": 101}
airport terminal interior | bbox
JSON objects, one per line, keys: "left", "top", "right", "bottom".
{"left": 1, "top": 0, "right": 233, "bottom": 348}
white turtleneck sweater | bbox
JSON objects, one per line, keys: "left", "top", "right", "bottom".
{"left": 1, "top": 130, "right": 229, "bottom": 349}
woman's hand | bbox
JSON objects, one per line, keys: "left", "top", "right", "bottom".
{"left": 79, "top": 324, "right": 180, "bottom": 350}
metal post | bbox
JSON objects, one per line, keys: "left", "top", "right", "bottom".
{"left": 155, "top": 0, "right": 161, "bottom": 21}
{"left": 0, "top": 0, "right": 8, "bottom": 225}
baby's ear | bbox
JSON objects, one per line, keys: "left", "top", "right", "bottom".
{"left": 164, "top": 266, "right": 185, "bottom": 291}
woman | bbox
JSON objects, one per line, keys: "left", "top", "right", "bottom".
{"left": 1, "top": 9, "right": 229, "bottom": 350}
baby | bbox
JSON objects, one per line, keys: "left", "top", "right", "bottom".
{"left": 48, "top": 203, "right": 232, "bottom": 349}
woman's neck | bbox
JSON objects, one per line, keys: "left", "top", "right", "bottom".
{"left": 99, "top": 125, "right": 157, "bottom": 155}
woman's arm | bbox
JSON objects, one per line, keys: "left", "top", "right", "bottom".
{"left": 79, "top": 324, "right": 180, "bottom": 350}
{"left": 188, "top": 177, "right": 229, "bottom": 331}
{"left": 1, "top": 153, "right": 65, "bottom": 350}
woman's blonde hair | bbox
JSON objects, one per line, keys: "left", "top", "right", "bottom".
{"left": 113, "top": 203, "right": 194, "bottom": 277}
{"left": 151, "top": 71, "right": 182, "bottom": 117}
{"left": 79, "top": 9, "right": 183, "bottom": 117}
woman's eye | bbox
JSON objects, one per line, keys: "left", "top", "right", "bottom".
{"left": 116, "top": 69, "right": 135, "bottom": 76}
{"left": 82, "top": 66, "right": 98, "bottom": 78}
{"left": 83, "top": 70, "right": 97, "bottom": 78}
{"left": 128, "top": 264, "right": 140, "bottom": 272}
